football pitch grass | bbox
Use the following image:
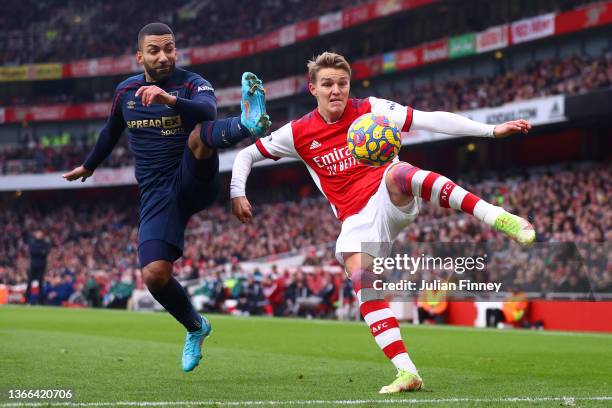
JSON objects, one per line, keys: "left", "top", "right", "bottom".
{"left": 1, "top": 306, "right": 611, "bottom": 407}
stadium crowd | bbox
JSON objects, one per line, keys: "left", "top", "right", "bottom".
{"left": 1, "top": 161, "right": 609, "bottom": 310}
{"left": 2, "top": 51, "right": 611, "bottom": 109}
{"left": 1, "top": 52, "right": 611, "bottom": 175}
{"left": 385, "top": 53, "right": 612, "bottom": 112}
{"left": 0, "top": 0, "right": 596, "bottom": 67}
{"left": 0, "top": 0, "right": 369, "bottom": 65}
{"left": 0, "top": 137, "right": 132, "bottom": 175}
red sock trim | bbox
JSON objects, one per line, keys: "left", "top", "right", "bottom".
{"left": 460, "top": 192, "right": 480, "bottom": 215}
{"left": 383, "top": 340, "right": 407, "bottom": 359}
{"left": 420, "top": 172, "right": 439, "bottom": 201}
{"left": 360, "top": 300, "right": 389, "bottom": 317}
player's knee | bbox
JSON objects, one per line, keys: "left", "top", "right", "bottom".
{"left": 187, "top": 124, "right": 204, "bottom": 151}
{"left": 386, "top": 162, "right": 418, "bottom": 204}
{"left": 343, "top": 253, "right": 362, "bottom": 277}
{"left": 346, "top": 267, "right": 380, "bottom": 297}
{"left": 344, "top": 253, "right": 375, "bottom": 279}
{"left": 142, "top": 261, "right": 172, "bottom": 292}
{"left": 387, "top": 162, "right": 416, "bottom": 187}
{"left": 188, "top": 124, "right": 214, "bottom": 159}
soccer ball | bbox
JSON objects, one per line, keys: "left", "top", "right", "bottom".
{"left": 347, "top": 113, "right": 402, "bottom": 167}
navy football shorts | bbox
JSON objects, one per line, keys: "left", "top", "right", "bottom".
{"left": 137, "top": 148, "right": 219, "bottom": 268}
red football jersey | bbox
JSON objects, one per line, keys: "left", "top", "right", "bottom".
{"left": 255, "top": 97, "right": 413, "bottom": 221}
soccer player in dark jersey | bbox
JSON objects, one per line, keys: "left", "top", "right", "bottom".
{"left": 63, "top": 23, "right": 270, "bottom": 372}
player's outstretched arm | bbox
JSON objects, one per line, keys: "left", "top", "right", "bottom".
{"left": 64, "top": 89, "right": 126, "bottom": 182}
{"left": 491, "top": 119, "right": 531, "bottom": 137}
{"left": 62, "top": 165, "right": 93, "bottom": 182}
{"left": 230, "top": 144, "right": 266, "bottom": 223}
{"left": 411, "top": 110, "right": 531, "bottom": 138}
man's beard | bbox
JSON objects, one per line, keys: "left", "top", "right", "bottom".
{"left": 144, "top": 62, "right": 175, "bottom": 82}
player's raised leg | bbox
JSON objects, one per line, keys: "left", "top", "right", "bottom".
{"left": 344, "top": 252, "right": 423, "bottom": 394}
{"left": 139, "top": 245, "right": 211, "bottom": 372}
{"left": 386, "top": 163, "right": 535, "bottom": 245}
{"left": 190, "top": 72, "right": 270, "bottom": 150}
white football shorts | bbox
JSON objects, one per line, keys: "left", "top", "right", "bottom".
{"left": 335, "top": 163, "right": 421, "bottom": 265}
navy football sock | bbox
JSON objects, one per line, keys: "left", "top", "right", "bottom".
{"left": 150, "top": 277, "right": 202, "bottom": 332}
{"left": 200, "top": 117, "right": 252, "bottom": 148}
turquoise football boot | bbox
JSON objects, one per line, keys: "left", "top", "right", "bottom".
{"left": 181, "top": 315, "right": 212, "bottom": 372}
{"left": 240, "top": 72, "right": 271, "bottom": 139}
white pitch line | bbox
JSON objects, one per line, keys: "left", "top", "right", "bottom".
{"left": 1, "top": 396, "right": 612, "bottom": 407}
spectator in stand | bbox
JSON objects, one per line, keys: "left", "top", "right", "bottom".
{"left": 263, "top": 268, "right": 286, "bottom": 317}
{"left": 486, "top": 289, "right": 531, "bottom": 328}
{"left": 337, "top": 276, "right": 357, "bottom": 320}
{"left": 315, "top": 272, "right": 336, "bottom": 318}
{"left": 284, "top": 271, "right": 316, "bottom": 317}
{"left": 24, "top": 230, "right": 51, "bottom": 305}
{"left": 417, "top": 287, "right": 448, "bottom": 324}
{"left": 104, "top": 271, "right": 135, "bottom": 309}
{"left": 237, "top": 273, "right": 267, "bottom": 316}
{"left": 192, "top": 271, "right": 226, "bottom": 312}
{"left": 82, "top": 272, "right": 102, "bottom": 307}
{"left": 45, "top": 273, "right": 75, "bottom": 306}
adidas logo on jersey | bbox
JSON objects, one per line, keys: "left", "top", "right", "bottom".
{"left": 310, "top": 140, "right": 322, "bottom": 150}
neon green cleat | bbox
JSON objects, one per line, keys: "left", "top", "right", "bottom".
{"left": 379, "top": 370, "right": 423, "bottom": 394}
{"left": 493, "top": 212, "right": 536, "bottom": 246}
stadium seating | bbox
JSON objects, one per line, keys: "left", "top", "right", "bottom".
{"left": 3, "top": 51, "right": 611, "bottom": 110}
{"left": 2, "top": 52, "right": 610, "bottom": 175}
{"left": 385, "top": 53, "right": 612, "bottom": 113}
{"left": 2, "top": 162, "right": 609, "bottom": 310}
{"left": 0, "top": 0, "right": 369, "bottom": 65}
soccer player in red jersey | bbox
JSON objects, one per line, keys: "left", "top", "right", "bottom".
{"left": 230, "top": 52, "right": 534, "bottom": 393}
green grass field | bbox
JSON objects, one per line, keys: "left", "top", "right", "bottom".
{"left": 1, "top": 306, "right": 611, "bottom": 407}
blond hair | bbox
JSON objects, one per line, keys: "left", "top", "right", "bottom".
{"left": 307, "top": 52, "right": 352, "bottom": 83}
